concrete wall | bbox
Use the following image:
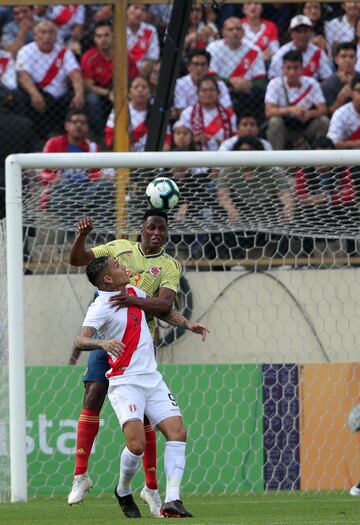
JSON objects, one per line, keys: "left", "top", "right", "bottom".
{"left": 23, "top": 269, "right": 360, "bottom": 365}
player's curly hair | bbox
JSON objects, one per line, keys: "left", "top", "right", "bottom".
{"left": 86, "top": 256, "right": 109, "bottom": 287}
{"left": 143, "top": 209, "right": 168, "bottom": 223}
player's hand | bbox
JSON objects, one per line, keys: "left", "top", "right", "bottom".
{"left": 109, "top": 292, "right": 136, "bottom": 310}
{"left": 77, "top": 216, "right": 94, "bottom": 236}
{"left": 184, "top": 320, "right": 210, "bottom": 342}
{"left": 101, "top": 339, "right": 125, "bottom": 358}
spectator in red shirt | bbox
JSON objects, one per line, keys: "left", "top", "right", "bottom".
{"left": 81, "top": 20, "right": 113, "bottom": 142}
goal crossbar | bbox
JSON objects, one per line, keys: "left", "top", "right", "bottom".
{"left": 5, "top": 150, "right": 360, "bottom": 502}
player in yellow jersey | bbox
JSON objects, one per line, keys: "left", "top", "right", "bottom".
{"left": 67, "top": 209, "right": 208, "bottom": 517}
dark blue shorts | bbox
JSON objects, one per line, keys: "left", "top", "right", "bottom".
{"left": 83, "top": 349, "right": 110, "bottom": 385}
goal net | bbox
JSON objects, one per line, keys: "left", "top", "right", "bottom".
{"left": 2, "top": 150, "right": 360, "bottom": 501}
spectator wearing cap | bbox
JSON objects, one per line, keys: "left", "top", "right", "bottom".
{"left": 321, "top": 42, "right": 356, "bottom": 115}
{"left": 207, "top": 17, "right": 267, "bottom": 120}
{"left": 327, "top": 72, "right": 360, "bottom": 149}
{"left": 325, "top": 1, "right": 360, "bottom": 58}
{"left": 265, "top": 49, "right": 329, "bottom": 150}
{"left": 173, "top": 48, "right": 232, "bottom": 119}
{"left": 81, "top": 21, "right": 113, "bottom": 142}
{"left": 268, "top": 14, "right": 332, "bottom": 82}
{"left": 127, "top": 3, "right": 160, "bottom": 78}
{"left": 16, "top": 19, "right": 84, "bottom": 141}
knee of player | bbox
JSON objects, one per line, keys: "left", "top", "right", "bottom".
{"left": 169, "top": 424, "right": 187, "bottom": 442}
{"left": 127, "top": 439, "right": 146, "bottom": 456}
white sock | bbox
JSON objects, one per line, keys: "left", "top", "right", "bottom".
{"left": 116, "top": 447, "right": 142, "bottom": 497}
{"left": 164, "top": 441, "right": 186, "bottom": 503}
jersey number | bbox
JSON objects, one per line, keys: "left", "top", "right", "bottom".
{"left": 168, "top": 393, "right": 178, "bottom": 407}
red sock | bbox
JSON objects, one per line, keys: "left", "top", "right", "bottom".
{"left": 74, "top": 409, "right": 100, "bottom": 476}
{"left": 142, "top": 422, "right": 158, "bottom": 490}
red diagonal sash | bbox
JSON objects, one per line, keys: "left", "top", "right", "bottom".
{"left": 0, "top": 56, "right": 10, "bottom": 75}
{"left": 53, "top": 6, "right": 78, "bottom": 26}
{"left": 129, "top": 28, "right": 153, "bottom": 62}
{"left": 37, "top": 48, "right": 66, "bottom": 89}
{"left": 132, "top": 121, "right": 148, "bottom": 144}
{"left": 302, "top": 48, "right": 321, "bottom": 77}
{"left": 230, "top": 48, "right": 258, "bottom": 78}
{"left": 349, "top": 127, "right": 360, "bottom": 140}
{"left": 289, "top": 85, "right": 312, "bottom": 106}
{"left": 255, "top": 24, "right": 274, "bottom": 51}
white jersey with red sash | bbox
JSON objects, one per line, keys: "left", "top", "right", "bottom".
{"left": 0, "top": 49, "right": 17, "bottom": 90}
{"left": 179, "top": 103, "right": 236, "bottom": 150}
{"left": 268, "top": 41, "right": 332, "bottom": 81}
{"left": 105, "top": 104, "right": 171, "bottom": 150}
{"left": 207, "top": 39, "right": 266, "bottom": 80}
{"left": 240, "top": 18, "right": 279, "bottom": 57}
{"left": 16, "top": 42, "right": 79, "bottom": 97}
{"left": 174, "top": 73, "right": 232, "bottom": 110}
{"left": 328, "top": 102, "right": 360, "bottom": 144}
{"left": 47, "top": 5, "right": 85, "bottom": 41}
{"left": 325, "top": 15, "right": 355, "bottom": 57}
{"left": 265, "top": 75, "right": 325, "bottom": 109}
{"left": 127, "top": 21, "right": 160, "bottom": 69}
{"left": 82, "top": 286, "right": 159, "bottom": 383}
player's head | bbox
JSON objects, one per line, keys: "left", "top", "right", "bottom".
{"left": 86, "top": 256, "right": 130, "bottom": 289}
{"left": 141, "top": 209, "right": 168, "bottom": 251}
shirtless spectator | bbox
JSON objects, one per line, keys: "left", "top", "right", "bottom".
{"left": 322, "top": 42, "right": 356, "bottom": 115}
{"left": 327, "top": 73, "right": 360, "bottom": 148}
{"left": 127, "top": 3, "right": 160, "bottom": 78}
{"left": 265, "top": 50, "right": 329, "bottom": 150}
{"left": 16, "top": 20, "right": 84, "bottom": 140}
{"left": 173, "top": 49, "right": 231, "bottom": 119}
{"left": 1, "top": 6, "right": 37, "bottom": 58}
{"left": 268, "top": 15, "right": 332, "bottom": 82}
{"left": 241, "top": 2, "right": 280, "bottom": 62}
{"left": 324, "top": 2, "right": 360, "bottom": 58}
{"left": 207, "top": 17, "right": 267, "bottom": 120}
{"left": 81, "top": 21, "right": 113, "bottom": 142}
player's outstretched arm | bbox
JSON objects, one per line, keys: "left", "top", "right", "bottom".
{"left": 69, "top": 217, "right": 96, "bottom": 266}
{"left": 73, "top": 326, "right": 125, "bottom": 358}
{"left": 159, "top": 308, "right": 210, "bottom": 342}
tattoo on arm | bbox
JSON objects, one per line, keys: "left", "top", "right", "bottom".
{"left": 73, "top": 326, "right": 103, "bottom": 352}
{"left": 159, "top": 308, "right": 187, "bottom": 328}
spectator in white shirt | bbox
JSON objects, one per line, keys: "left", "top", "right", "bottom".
{"left": 219, "top": 111, "right": 272, "bottom": 151}
{"left": 327, "top": 72, "right": 360, "bottom": 148}
{"left": 127, "top": 3, "right": 160, "bottom": 78}
{"left": 325, "top": 2, "right": 360, "bottom": 58}
{"left": 207, "top": 16, "right": 267, "bottom": 121}
{"left": 240, "top": 2, "right": 280, "bottom": 62}
{"left": 265, "top": 50, "right": 329, "bottom": 150}
{"left": 16, "top": 20, "right": 84, "bottom": 140}
{"left": 268, "top": 15, "right": 332, "bottom": 82}
{"left": 173, "top": 48, "right": 232, "bottom": 118}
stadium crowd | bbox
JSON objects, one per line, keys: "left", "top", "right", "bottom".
{"left": 1, "top": 2, "right": 360, "bottom": 260}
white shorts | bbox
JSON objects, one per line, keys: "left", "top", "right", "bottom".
{"left": 108, "top": 373, "right": 182, "bottom": 430}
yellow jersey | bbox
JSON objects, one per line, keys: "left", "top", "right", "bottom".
{"left": 92, "top": 240, "right": 181, "bottom": 334}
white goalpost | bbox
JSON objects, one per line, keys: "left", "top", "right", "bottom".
{"left": 3, "top": 150, "right": 360, "bottom": 502}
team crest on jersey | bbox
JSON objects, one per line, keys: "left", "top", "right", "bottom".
{"left": 129, "top": 403, "right": 137, "bottom": 413}
{"left": 149, "top": 266, "right": 160, "bottom": 276}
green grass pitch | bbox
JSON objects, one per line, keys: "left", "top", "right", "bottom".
{"left": 1, "top": 492, "right": 359, "bottom": 525}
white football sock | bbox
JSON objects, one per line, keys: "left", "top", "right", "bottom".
{"left": 164, "top": 441, "right": 186, "bottom": 502}
{"left": 117, "top": 447, "right": 142, "bottom": 497}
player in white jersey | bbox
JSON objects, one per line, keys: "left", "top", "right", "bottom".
{"left": 268, "top": 15, "right": 332, "bottom": 82}
{"left": 73, "top": 256, "right": 194, "bottom": 518}
{"left": 327, "top": 73, "right": 360, "bottom": 149}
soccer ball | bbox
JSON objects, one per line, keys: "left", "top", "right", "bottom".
{"left": 145, "top": 177, "right": 180, "bottom": 211}
{"left": 348, "top": 404, "right": 360, "bottom": 432}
